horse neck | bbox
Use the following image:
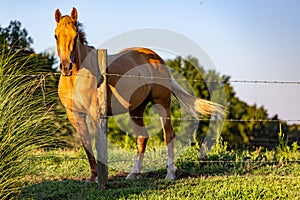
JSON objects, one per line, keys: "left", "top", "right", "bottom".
{"left": 73, "top": 40, "right": 101, "bottom": 85}
{"left": 74, "top": 41, "right": 93, "bottom": 70}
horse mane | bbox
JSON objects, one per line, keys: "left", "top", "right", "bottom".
{"left": 76, "top": 22, "right": 88, "bottom": 45}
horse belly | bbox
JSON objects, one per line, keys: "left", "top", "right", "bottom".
{"left": 108, "top": 82, "right": 150, "bottom": 116}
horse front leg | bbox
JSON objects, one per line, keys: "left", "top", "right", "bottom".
{"left": 66, "top": 109, "right": 97, "bottom": 182}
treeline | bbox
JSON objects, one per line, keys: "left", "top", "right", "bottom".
{"left": 167, "top": 56, "right": 300, "bottom": 148}
{"left": 1, "top": 21, "right": 299, "bottom": 149}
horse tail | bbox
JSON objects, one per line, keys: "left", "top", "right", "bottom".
{"left": 171, "top": 79, "right": 225, "bottom": 118}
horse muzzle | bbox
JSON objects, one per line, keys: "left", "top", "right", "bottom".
{"left": 60, "top": 62, "right": 73, "bottom": 76}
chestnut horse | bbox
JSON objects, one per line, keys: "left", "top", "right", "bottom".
{"left": 54, "top": 8, "right": 224, "bottom": 182}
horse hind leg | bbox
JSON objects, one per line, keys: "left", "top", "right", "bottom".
{"left": 151, "top": 88, "right": 176, "bottom": 180}
{"left": 126, "top": 104, "right": 149, "bottom": 180}
{"left": 154, "top": 103, "right": 176, "bottom": 180}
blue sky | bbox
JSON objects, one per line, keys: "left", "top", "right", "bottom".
{"left": 1, "top": 0, "right": 300, "bottom": 121}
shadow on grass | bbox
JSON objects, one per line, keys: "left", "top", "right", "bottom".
{"left": 19, "top": 170, "right": 178, "bottom": 200}
{"left": 19, "top": 161, "right": 252, "bottom": 200}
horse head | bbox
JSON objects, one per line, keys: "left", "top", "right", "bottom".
{"left": 54, "top": 7, "right": 78, "bottom": 76}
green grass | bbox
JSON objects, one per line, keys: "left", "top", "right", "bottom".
{"left": 19, "top": 174, "right": 300, "bottom": 200}
{"left": 18, "top": 139, "right": 300, "bottom": 200}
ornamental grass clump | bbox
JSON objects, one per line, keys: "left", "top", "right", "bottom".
{"left": 0, "top": 45, "right": 56, "bottom": 200}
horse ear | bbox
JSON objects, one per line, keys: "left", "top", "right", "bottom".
{"left": 71, "top": 7, "right": 78, "bottom": 22}
{"left": 55, "top": 9, "right": 62, "bottom": 23}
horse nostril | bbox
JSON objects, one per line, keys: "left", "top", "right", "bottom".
{"left": 60, "top": 61, "right": 73, "bottom": 75}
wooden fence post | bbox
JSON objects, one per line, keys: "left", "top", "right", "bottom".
{"left": 97, "top": 49, "right": 108, "bottom": 189}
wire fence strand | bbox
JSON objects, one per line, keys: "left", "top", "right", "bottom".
{"left": 2, "top": 72, "right": 300, "bottom": 85}
{"left": 28, "top": 154, "right": 300, "bottom": 165}
{"left": 2, "top": 72, "right": 300, "bottom": 123}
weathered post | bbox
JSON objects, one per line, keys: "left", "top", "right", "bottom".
{"left": 97, "top": 49, "right": 108, "bottom": 189}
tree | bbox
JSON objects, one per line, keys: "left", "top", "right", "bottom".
{"left": 0, "top": 20, "right": 33, "bottom": 52}
{"left": 0, "top": 20, "right": 56, "bottom": 73}
{"left": 166, "top": 56, "right": 299, "bottom": 148}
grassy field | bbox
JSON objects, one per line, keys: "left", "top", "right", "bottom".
{"left": 18, "top": 139, "right": 300, "bottom": 200}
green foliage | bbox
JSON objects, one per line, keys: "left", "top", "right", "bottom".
{"left": 0, "top": 21, "right": 33, "bottom": 53}
{"left": 0, "top": 45, "right": 59, "bottom": 200}
{"left": 275, "top": 123, "right": 300, "bottom": 163}
{"left": 176, "top": 133, "right": 300, "bottom": 177}
{"left": 166, "top": 56, "right": 300, "bottom": 148}
{"left": 18, "top": 139, "right": 300, "bottom": 199}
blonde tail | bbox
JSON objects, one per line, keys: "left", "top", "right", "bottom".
{"left": 171, "top": 79, "right": 225, "bottom": 119}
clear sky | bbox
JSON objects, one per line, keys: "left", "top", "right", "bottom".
{"left": 1, "top": 0, "right": 300, "bottom": 121}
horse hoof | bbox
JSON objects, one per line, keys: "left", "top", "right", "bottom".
{"left": 126, "top": 173, "right": 140, "bottom": 180}
{"left": 165, "top": 170, "right": 176, "bottom": 180}
{"left": 87, "top": 174, "right": 98, "bottom": 183}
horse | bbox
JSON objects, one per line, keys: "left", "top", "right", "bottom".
{"left": 54, "top": 7, "right": 224, "bottom": 182}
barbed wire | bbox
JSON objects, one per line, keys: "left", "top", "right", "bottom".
{"left": 116, "top": 116, "right": 300, "bottom": 123}
{"left": 2, "top": 113, "right": 299, "bottom": 123}
{"left": 2, "top": 72, "right": 300, "bottom": 123}
{"left": 27, "top": 154, "right": 300, "bottom": 165}
{"left": 105, "top": 73, "right": 300, "bottom": 85}
{"left": 228, "top": 80, "right": 300, "bottom": 85}
{"left": 1, "top": 72, "right": 300, "bottom": 85}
